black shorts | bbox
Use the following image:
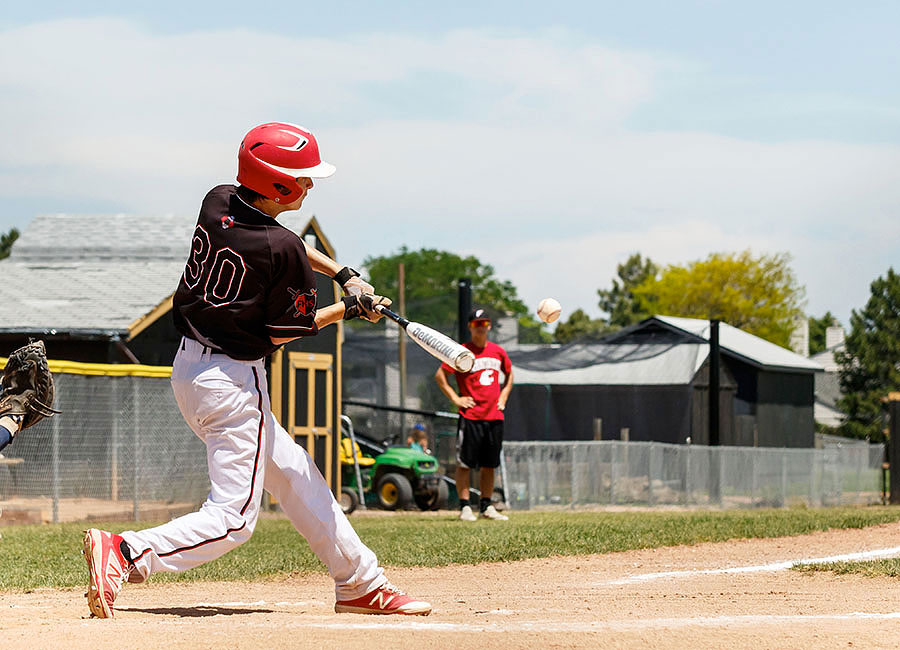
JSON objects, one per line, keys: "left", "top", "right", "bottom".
{"left": 456, "top": 418, "right": 504, "bottom": 470}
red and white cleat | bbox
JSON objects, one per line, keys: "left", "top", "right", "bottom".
{"left": 334, "top": 582, "right": 432, "bottom": 616}
{"left": 82, "top": 529, "right": 131, "bottom": 618}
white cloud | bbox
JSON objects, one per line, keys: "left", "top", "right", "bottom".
{"left": 0, "top": 17, "right": 898, "bottom": 327}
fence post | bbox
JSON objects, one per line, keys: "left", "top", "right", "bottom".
{"left": 111, "top": 378, "right": 119, "bottom": 501}
{"left": 683, "top": 444, "right": 691, "bottom": 505}
{"left": 609, "top": 442, "right": 618, "bottom": 505}
{"left": 526, "top": 446, "right": 535, "bottom": 510}
{"left": 750, "top": 448, "right": 757, "bottom": 507}
{"left": 52, "top": 413, "right": 60, "bottom": 524}
{"left": 570, "top": 443, "right": 577, "bottom": 508}
{"left": 780, "top": 452, "right": 788, "bottom": 507}
{"left": 856, "top": 448, "right": 864, "bottom": 505}
{"left": 807, "top": 450, "right": 816, "bottom": 508}
{"left": 715, "top": 447, "right": 724, "bottom": 506}
{"left": 132, "top": 378, "right": 140, "bottom": 521}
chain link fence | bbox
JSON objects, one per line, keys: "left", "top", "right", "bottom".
{"left": 1, "top": 377, "right": 886, "bottom": 523}
{"left": 0, "top": 372, "right": 208, "bottom": 523}
{"left": 503, "top": 440, "right": 885, "bottom": 510}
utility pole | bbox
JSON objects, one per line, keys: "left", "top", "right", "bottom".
{"left": 888, "top": 393, "right": 900, "bottom": 504}
{"left": 708, "top": 319, "right": 721, "bottom": 503}
{"left": 398, "top": 263, "right": 407, "bottom": 434}
{"left": 458, "top": 278, "right": 472, "bottom": 344}
{"left": 709, "top": 319, "right": 720, "bottom": 447}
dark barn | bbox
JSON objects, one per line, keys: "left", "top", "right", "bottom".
{"left": 504, "top": 316, "right": 821, "bottom": 448}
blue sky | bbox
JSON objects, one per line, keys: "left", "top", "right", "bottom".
{"left": 2, "top": 1, "right": 899, "bottom": 329}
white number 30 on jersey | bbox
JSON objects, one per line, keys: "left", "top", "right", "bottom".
{"left": 183, "top": 225, "right": 247, "bottom": 307}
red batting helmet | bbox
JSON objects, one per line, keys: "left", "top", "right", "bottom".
{"left": 237, "top": 122, "right": 336, "bottom": 203}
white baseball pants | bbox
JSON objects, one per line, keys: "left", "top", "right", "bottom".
{"left": 120, "top": 337, "right": 385, "bottom": 600}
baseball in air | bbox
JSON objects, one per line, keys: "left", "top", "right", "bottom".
{"left": 537, "top": 298, "right": 562, "bottom": 323}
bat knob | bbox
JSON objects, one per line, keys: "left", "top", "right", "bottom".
{"left": 456, "top": 351, "right": 476, "bottom": 373}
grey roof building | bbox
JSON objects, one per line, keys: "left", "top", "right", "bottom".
{"left": 0, "top": 210, "right": 312, "bottom": 365}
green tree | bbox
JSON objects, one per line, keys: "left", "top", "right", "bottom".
{"left": 362, "top": 247, "right": 532, "bottom": 338}
{"left": 597, "top": 253, "right": 658, "bottom": 328}
{"left": 518, "top": 315, "right": 553, "bottom": 344}
{"left": 0, "top": 227, "right": 19, "bottom": 260}
{"left": 808, "top": 311, "right": 841, "bottom": 355}
{"left": 553, "top": 308, "right": 611, "bottom": 343}
{"left": 633, "top": 250, "right": 805, "bottom": 348}
{"left": 835, "top": 268, "right": 900, "bottom": 442}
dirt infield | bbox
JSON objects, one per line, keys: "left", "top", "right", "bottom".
{"left": 3, "top": 523, "right": 900, "bottom": 649}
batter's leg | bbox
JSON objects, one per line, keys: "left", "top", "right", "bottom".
{"left": 263, "top": 417, "right": 385, "bottom": 600}
{"left": 121, "top": 357, "right": 269, "bottom": 581}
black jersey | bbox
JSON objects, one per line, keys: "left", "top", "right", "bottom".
{"left": 173, "top": 185, "right": 319, "bottom": 360}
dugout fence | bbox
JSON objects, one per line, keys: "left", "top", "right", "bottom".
{"left": 0, "top": 363, "right": 208, "bottom": 523}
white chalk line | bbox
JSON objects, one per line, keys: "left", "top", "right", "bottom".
{"left": 607, "top": 545, "right": 900, "bottom": 585}
{"left": 110, "top": 612, "right": 900, "bottom": 633}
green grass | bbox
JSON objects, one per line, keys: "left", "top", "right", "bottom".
{"left": 795, "top": 558, "right": 900, "bottom": 578}
{"left": 2, "top": 506, "right": 900, "bottom": 591}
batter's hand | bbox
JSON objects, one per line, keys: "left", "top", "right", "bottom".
{"left": 344, "top": 276, "right": 374, "bottom": 297}
{"left": 358, "top": 294, "right": 392, "bottom": 322}
{"left": 333, "top": 267, "right": 374, "bottom": 297}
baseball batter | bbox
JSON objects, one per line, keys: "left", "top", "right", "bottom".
{"left": 82, "top": 122, "right": 431, "bottom": 618}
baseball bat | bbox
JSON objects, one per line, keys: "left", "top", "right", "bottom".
{"left": 375, "top": 305, "right": 476, "bottom": 372}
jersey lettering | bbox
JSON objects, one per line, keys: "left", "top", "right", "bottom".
{"left": 479, "top": 369, "right": 495, "bottom": 386}
{"left": 203, "top": 247, "right": 247, "bottom": 307}
{"left": 184, "top": 225, "right": 211, "bottom": 289}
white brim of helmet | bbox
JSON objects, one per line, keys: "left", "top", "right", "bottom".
{"left": 258, "top": 158, "right": 337, "bottom": 179}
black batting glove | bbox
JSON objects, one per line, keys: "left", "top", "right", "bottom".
{"left": 333, "top": 267, "right": 374, "bottom": 297}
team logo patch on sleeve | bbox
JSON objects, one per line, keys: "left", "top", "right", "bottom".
{"left": 288, "top": 287, "right": 317, "bottom": 317}
{"left": 220, "top": 215, "right": 235, "bottom": 229}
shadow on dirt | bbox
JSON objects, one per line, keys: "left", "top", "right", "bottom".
{"left": 116, "top": 605, "right": 273, "bottom": 617}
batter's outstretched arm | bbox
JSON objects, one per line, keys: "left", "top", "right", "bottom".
{"left": 303, "top": 242, "right": 341, "bottom": 277}
{"left": 302, "top": 243, "right": 374, "bottom": 297}
{"left": 270, "top": 302, "right": 346, "bottom": 346}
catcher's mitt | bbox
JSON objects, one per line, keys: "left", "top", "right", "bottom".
{"left": 0, "top": 340, "right": 60, "bottom": 430}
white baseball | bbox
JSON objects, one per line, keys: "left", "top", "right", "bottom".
{"left": 537, "top": 298, "right": 561, "bottom": 323}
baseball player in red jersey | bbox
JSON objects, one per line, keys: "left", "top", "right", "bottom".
{"left": 81, "top": 122, "right": 431, "bottom": 618}
{"left": 435, "top": 308, "right": 514, "bottom": 521}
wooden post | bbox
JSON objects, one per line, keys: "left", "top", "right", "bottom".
{"left": 708, "top": 319, "right": 721, "bottom": 503}
{"left": 888, "top": 393, "right": 900, "bottom": 504}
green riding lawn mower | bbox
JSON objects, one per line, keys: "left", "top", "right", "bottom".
{"left": 339, "top": 416, "right": 450, "bottom": 514}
